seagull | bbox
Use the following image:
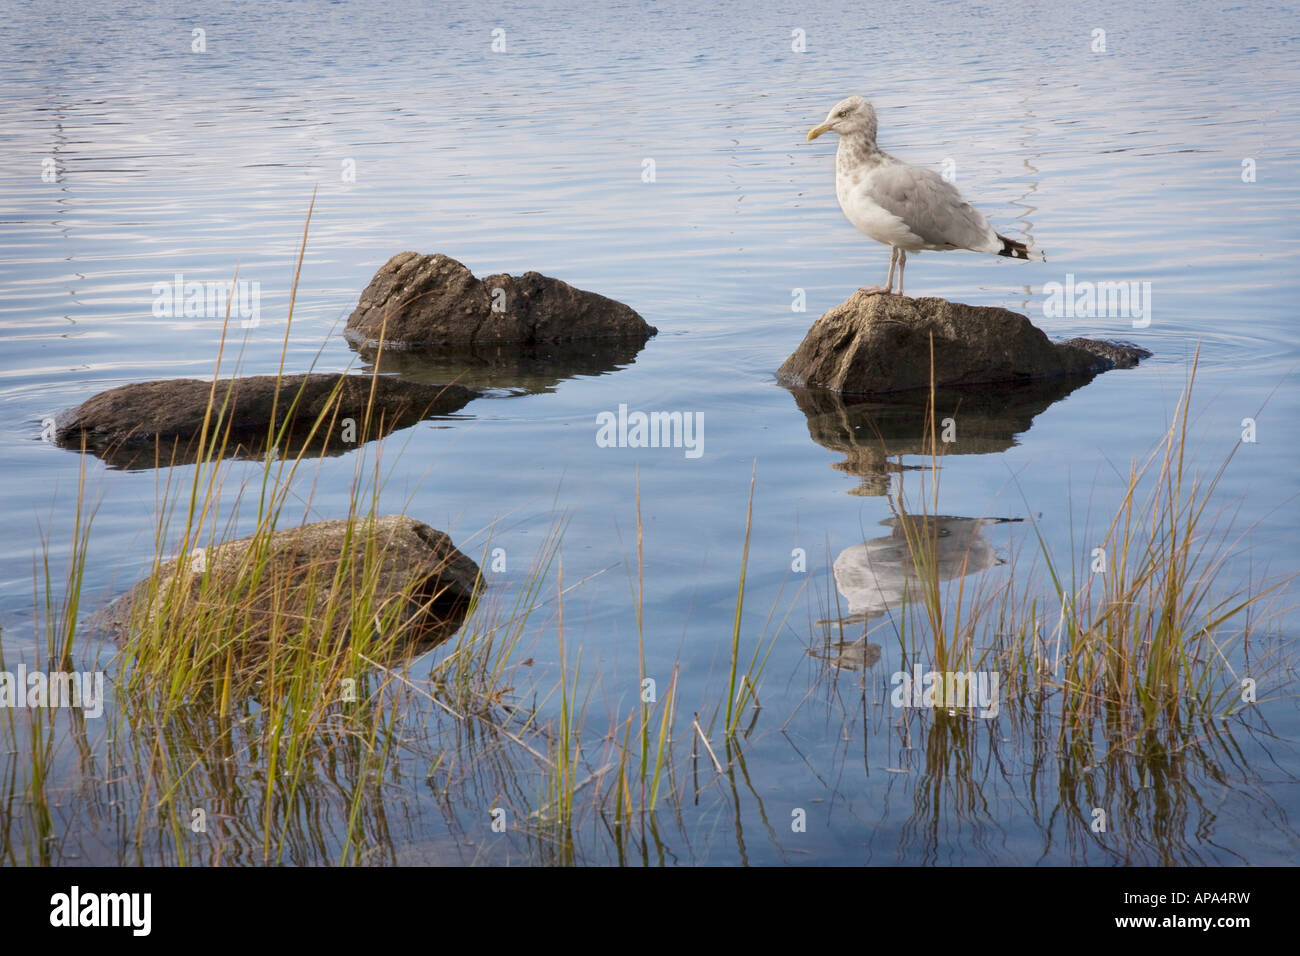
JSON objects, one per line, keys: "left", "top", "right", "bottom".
{"left": 807, "top": 95, "right": 1037, "bottom": 297}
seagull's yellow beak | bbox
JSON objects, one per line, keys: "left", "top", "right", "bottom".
{"left": 807, "top": 122, "right": 834, "bottom": 141}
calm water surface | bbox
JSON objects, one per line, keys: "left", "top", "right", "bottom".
{"left": 1, "top": 0, "right": 1298, "bottom": 864}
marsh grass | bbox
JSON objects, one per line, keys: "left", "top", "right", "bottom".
{"left": 781, "top": 346, "right": 1299, "bottom": 865}
{"left": 885, "top": 345, "right": 1295, "bottom": 740}
{"left": 0, "top": 435, "right": 106, "bottom": 864}
{"left": 429, "top": 520, "right": 565, "bottom": 719}
{"left": 5, "top": 196, "right": 553, "bottom": 865}
{"left": 9, "top": 198, "right": 1295, "bottom": 866}
{"left": 719, "top": 463, "right": 784, "bottom": 739}
{"left": 12, "top": 195, "right": 744, "bottom": 865}
{"left": 99, "top": 200, "right": 579, "bottom": 862}
{"left": 526, "top": 465, "right": 803, "bottom": 863}
{"left": 115, "top": 199, "right": 475, "bottom": 730}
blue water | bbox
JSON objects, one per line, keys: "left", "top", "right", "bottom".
{"left": 1, "top": 0, "right": 1297, "bottom": 864}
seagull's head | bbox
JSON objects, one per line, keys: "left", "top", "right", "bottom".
{"left": 807, "top": 96, "right": 877, "bottom": 143}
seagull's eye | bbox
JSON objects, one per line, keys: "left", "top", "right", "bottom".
{"left": 837, "top": 110, "right": 848, "bottom": 118}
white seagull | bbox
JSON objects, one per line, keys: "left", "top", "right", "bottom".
{"left": 807, "top": 95, "right": 1038, "bottom": 296}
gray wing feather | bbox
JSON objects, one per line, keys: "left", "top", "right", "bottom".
{"left": 868, "top": 164, "right": 997, "bottom": 252}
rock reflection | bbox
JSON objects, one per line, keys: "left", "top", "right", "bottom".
{"left": 786, "top": 377, "right": 1095, "bottom": 495}
{"left": 352, "top": 336, "right": 652, "bottom": 395}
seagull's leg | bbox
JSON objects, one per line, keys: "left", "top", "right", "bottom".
{"left": 858, "top": 247, "right": 897, "bottom": 296}
{"left": 897, "top": 249, "right": 907, "bottom": 297}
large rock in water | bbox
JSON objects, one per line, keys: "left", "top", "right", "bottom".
{"left": 778, "top": 293, "right": 1150, "bottom": 395}
{"left": 344, "top": 252, "right": 656, "bottom": 351}
{"left": 96, "top": 515, "right": 480, "bottom": 654}
{"left": 54, "top": 374, "right": 478, "bottom": 468}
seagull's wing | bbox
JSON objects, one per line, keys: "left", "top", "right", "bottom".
{"left": 866, "top": 163, "right": 1000, "bottom": 253}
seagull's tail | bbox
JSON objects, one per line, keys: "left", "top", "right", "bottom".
{"left": 996, "top": 234, "right": 1039, "bottom": 260}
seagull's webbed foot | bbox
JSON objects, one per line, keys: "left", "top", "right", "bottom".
{"left": 856, "top": 285, "right": 893, "bottom": 296}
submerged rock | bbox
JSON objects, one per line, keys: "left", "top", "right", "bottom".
{"left": 53, "top": 373, "right": 478, "bottom": 468}
{"left": 96, "top": 515, "right": 480, "bottom": 653}
{"left": 778, "top": 293, "right": 1150, "bottom": 396}
{"left": 343, "top": 252, "right": 657, "bottom": 351}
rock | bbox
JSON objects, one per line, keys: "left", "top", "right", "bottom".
{"left": 1057, "top": 337, "right": 1150, "bottom": 369}
{"left": 96, "top": 515, "right": 480, "bottom": 656}
{"left": 778, "top": 293, "right": 1150, "bottom": 396}
{"left": 343, "top": 252, "right": 656, "bottom": 351}
{"left": 54, "top": 373, "right": 479, "bottom": 468}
